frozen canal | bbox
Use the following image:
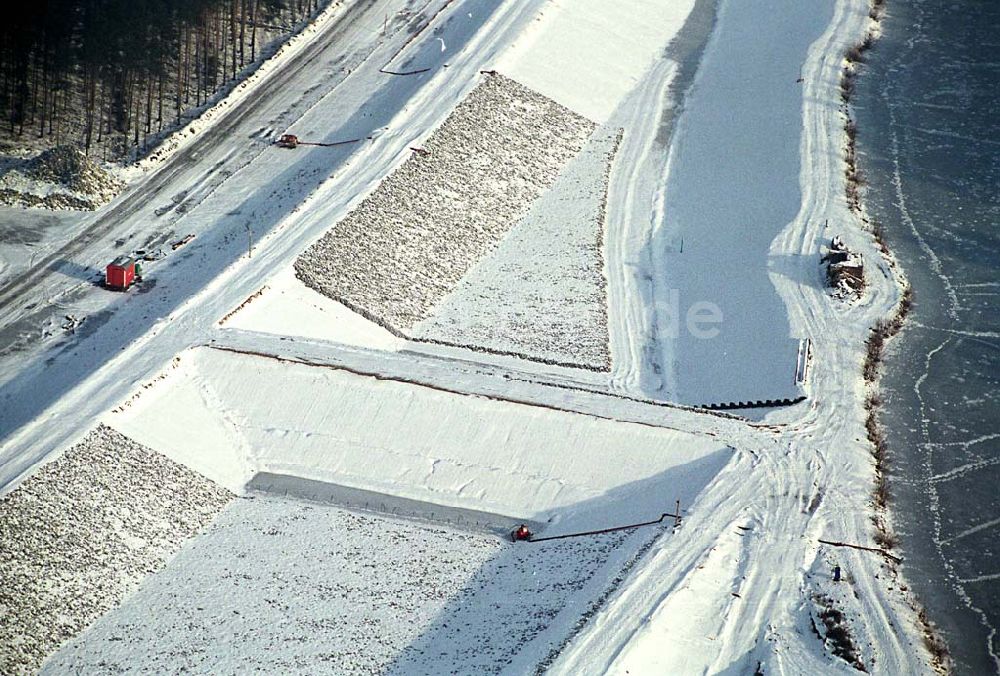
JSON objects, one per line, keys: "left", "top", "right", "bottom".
{"left": 643, "top": 0, "right": 830, "bottom": 406}
{"left": 855, "top": 0, "right": 1000, "bottom": 672}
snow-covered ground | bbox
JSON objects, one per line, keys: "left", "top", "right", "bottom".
{"left": 220, "top": 266, "right": 404, "bottom": 350}
{"left": 0, "top": 0, "right": 544, "bottom": 487}
{"left": 0, "top": 206, "right": 89, "bottom": 289}
{"left": 497, "top": 0, "right": 699, "bottom": 124}
{"left": 0, "top": 0, "right": 946, "bottom": 672}
{"left": 0, "top": 426, "right": 232, "bottom": 674}
{"left": 44, "top": 495, "right": 662, "bottom": 674}
{"left": 548, "top": 0, "right": 935, "bottom": 671}
{"left": 642, "top": 0, "right": 822, "bottom": 406}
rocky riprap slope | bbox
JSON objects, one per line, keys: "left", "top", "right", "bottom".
{"left": 0, "top": 145, "right": 124, "bottom": 210}
{"left": 43, "top": 495, "right": 648, "bottom": 674}
{"left": 412, "top": 128, "right": 622, "bottom": 371}
{"left": 0, "top": 425, "right": 233, "bottom": 673}
{"left": 294, "top": 73, "right": 595, "bottom": 332}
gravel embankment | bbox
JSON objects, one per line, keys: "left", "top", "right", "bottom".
{"left": 0, "top": 425, "right": 233, "bottom": 673}
{"left": 412, "top": 128, "right": 622, "bottom": 370}
{"left": 294, "top": 73, "right": 594, "bottom": 332}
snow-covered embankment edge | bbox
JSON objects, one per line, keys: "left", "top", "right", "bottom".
{"left": 838, "top": 0, "right": 951, "bottom": 668}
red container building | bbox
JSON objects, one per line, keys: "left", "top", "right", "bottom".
{"left": 105, "top": 256, "right": 136, "bottom": 290}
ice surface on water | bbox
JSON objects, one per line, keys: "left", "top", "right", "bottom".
{"left": 855, "top": 0, "right": 1000, "bottom": 672}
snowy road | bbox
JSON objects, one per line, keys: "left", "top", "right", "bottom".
{"left": 0, "top": 0, "right": 541, "bottom": 491}
{"left": 0, "top": 0, "right": 413, "bottom": 347}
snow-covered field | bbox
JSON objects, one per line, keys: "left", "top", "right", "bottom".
{"left": 294, "top": 72, "right": 593, "bottom": 333}
{"left": 0, "top": 0, "right": 948, "bottom": 672}
{"left": 0, "top": 426, "right": 232, "bottom": 674}
{"left": 45, "top": 495, "right": 662, "bottom": 674}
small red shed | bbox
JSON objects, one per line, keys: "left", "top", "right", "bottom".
{"left": 106, "top": 256, "right": 136, "bottom": 290}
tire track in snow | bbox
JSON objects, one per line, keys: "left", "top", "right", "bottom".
{"left": 604, "top": 61, "right": 678, "bottom": 396}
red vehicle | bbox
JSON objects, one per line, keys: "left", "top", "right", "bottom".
{"left": 511, "top": 524, "right": 532, "bottom": 542}
{"left": 277, "top": 133, "right": 299, "bottom": 148}
{"left": 105, "top": 256, "right": 136, "bottom": 291}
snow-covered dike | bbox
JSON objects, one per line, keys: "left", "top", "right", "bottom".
{"left": 293, "top": 72, "right": 594, "bottom": 332}
{"left": 45, "top": 496, "right": 659, "bottom": 674}
{"left": 0, "top": 425, "right": 232, "bottom": 673}
{"left": 107, "top": 346, "right": 732, "bottom": 533}
{"left": 498, "top": 0, "right": 698, "bottom": 123}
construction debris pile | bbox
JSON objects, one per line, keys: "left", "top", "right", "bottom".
{"left": 294, "top": 73, "right": 594, "bottom": 332}
{"left": 0, "top": 145, "right": 124, "bottom": 210}
{"left": 822, "top": 235, "right": 864, "bottom": 297}
{"left": 0, "top": 425, "right": 233, "bottom": 673}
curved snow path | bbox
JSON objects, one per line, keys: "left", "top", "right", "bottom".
{"left": 604, "top": 60, "right": 680, "bottom": 397}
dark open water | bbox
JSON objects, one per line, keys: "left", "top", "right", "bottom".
{"left": 853, "top": 1, "right": 1000, "bottom": 673}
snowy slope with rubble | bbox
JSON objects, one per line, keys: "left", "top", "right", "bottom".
{"left": 411, "top": 127, "right": 620, "bottom": 369}
{"left": 0, "top": 426, "right": 232, "bottom": 673}
{"left": 293, "top": 72, "right": 594, "bottom": 332}
{"left": 220, "top": 267, "right": 404, "bottom": 349}
{"left": 0, "top": 0, "right": 943, "bottom": 673}
{"left": 45, "top": 496, "right": 660, "bottom": 674}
